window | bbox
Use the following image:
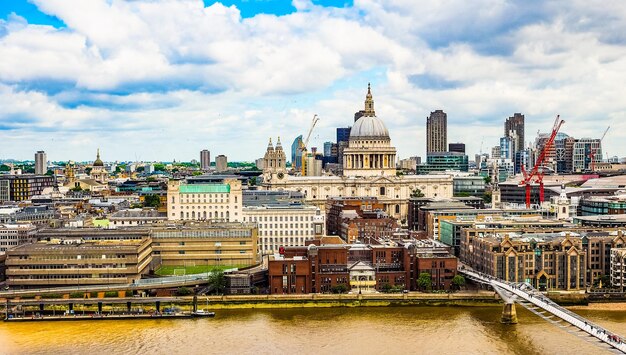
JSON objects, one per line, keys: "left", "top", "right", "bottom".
{"left": 380, "top": 187, "right": 386, "bottom": 196}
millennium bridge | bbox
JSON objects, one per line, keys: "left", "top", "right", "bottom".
{"left": 460, "top": 268, "right": 626, "bottom": 354}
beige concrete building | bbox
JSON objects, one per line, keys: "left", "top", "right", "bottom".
{"left": 611, "top": 248, "right": 626, "bottom": 289}
{"left": 167, "top": 179, "right": 243, "bottom": 222}
{"left": 151, "top": 222, "right": 258, "bottom": 267}
{"left": 242, "top": 205, "right": 324, "bottom": 254}
{"left": 5, "top": 238, "right": 152, "bottom": 288}
{"left": 263, "top": 85, "right": 453, "bottom": 223}
{"left": 109, "top": 209, "right": 167, "bottom": 227}
{"left": 460, "top": 230, "right": 587, "bottom": 291}
{"left": 215, "top": 155, "right": 228, "bottom": 172}
{"left": 0, "top": 224, "right": 37, "bottom": 255}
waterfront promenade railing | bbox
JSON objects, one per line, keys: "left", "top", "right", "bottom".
{"left": 0, "top": 269, "right": 238, "bottom": 298}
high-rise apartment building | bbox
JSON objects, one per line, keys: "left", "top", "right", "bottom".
{"left": 426, "top": 110, "right": 447, "bottom": 154}
{"left": 34, "top": 151, "right": 46, "bottom": 175}
{"left": 215, "top": 155, "right": 228, "bottom": 172}
{"left": 200, "top": 149, "right": 211, "bottom": 171}
{"left": 572, "top": 138, "right": 602, "bottom": 172}
{"left": 505, "top": 113, "right": 525, "bottom": 152}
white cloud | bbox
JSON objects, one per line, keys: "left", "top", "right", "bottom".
{"left": 0, "top": 0, "right": 625, "bottom": 162}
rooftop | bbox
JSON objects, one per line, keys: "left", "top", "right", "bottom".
{"left": 179, "top": 184, "right": 230, "bottom": 194}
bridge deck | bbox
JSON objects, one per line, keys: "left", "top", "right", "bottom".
{"left": 461, "top": 268, "right": 626, "bottom": 354}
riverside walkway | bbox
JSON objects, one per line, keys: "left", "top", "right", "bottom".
{"left": 460, "top": 268, "right": 626, "bottom": 354}
{"left": 0, "top": 269, "right": 237, "bottom": 299}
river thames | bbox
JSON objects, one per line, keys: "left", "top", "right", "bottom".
{"left": 1, "top": 306, "right": 625, "bottom": 354}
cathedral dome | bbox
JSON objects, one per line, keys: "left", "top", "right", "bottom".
{"left": 93, "top": 149, "right": 104, "bottom": 167}
{"left": 350, "top": 115, "right": 389, "bottom": 138}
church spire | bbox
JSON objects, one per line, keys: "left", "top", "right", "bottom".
{"left": 364, "top": 82, "right": 375, "bottom": 117}
{"left": 275, "top": 136, "right": 283, "bottom": 150}
{"left": 267, "top": 137, "right": 274, "bottom": 150}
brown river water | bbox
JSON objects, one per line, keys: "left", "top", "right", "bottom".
{"left": 1, "top": 306, "right": 624, "bottom": 354}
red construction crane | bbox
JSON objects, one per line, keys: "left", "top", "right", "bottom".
{"left": 589, "top": 126, "right": 610, "bottom": 172}
{"left": 519, "top": 115, "right": 565, "bottom": 208}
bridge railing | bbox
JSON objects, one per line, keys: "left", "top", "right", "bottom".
{"left": 459, "top": 268, "right": 626, "bottom": 353}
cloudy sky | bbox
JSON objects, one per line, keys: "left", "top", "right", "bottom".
{"left": 1, "top": 0, "right": 625, "bottom": 163}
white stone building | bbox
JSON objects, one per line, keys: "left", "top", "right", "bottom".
{"left": 167, "top": 178, "right": 243, "bottom": 222}
{"left": 262, "top": 85, "right": 453, "bottom": 223}
{"left": 242, "top": 204, "right": 324, "bottom": 254}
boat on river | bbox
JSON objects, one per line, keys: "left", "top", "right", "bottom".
{"left": 191, "top": 310, "right": 215, "bottom": 318}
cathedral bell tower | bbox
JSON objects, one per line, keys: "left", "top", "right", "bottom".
{"left": 262, "top": 137, "right": 287, "bottom": 181}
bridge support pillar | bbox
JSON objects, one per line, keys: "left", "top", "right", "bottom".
{"left": 193, "top": 295, "right": 198, "bottom": 312}
{"left": 156, "top": 301, "right": 161, "bottom": 312}
{"left": 127, "top": 302, "right": 131, "bottom": 313}
{"left": 97, "top": 302, "right": 103, "bottom": 314}
{"left": 501, "top": 302, "right": 518, "bottom": 324}
{"left": 69, "top": 303, "right": 73, "bottom": 312}
{"left": 39, "top": 303, "right": 44, "bottom": 312}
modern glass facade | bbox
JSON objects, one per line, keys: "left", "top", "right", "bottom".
{"left": 417, "top": 153, "right": 468, "bottom": 173}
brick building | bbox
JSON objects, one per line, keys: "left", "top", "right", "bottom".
{"left": 326, "top": 197, "right": 383, "bottom": 236}
{"left": 268, "top": 239, "right": 457, "bottom": 294}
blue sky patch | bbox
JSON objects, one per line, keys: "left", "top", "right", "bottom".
{"left": 0, "top": 0, "right": 64, "bottom": 27}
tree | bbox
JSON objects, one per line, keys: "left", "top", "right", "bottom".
{"left": 153, "top": 163, "right": 166, "bottom": 172}
{"left": 382, "top": 283, "right": 392, "bottom": 293}
{"left": 70, "top": 185, "right": 83, "bottom": 192}
{"left": 249, "top": 177, "right": 257, "bottom": 186}
{"left": 417, "top": 272, "right": 432, "bottom": 291}
{"left": 136, "top": 166, "right": 145, "bottom": 173}
{"left": 482, "top": 192, "right": 492, "bottom": 203}
{"left": 331, "top": 284, "right": 348, "bottom": 294}
{"left": 0, "top": 164, "right": 9, "bottom": 172}
{"left": 452, "top": 275, "right": 466, "bottom": 291}
{"left": 208, "top": 270, "right": 226, "bottom": 295}
{"left": 410, "top": 188, "right": 425, "bottom": 198}
{"left": 144, "top": 195, "right": 161, "bottom": 208}
{"left": 175, "top": 287, "right": 193, "bottom": 296}
{"left": 85, "top": 167, "right": 92, "bottom": 175}
{"left": 483, "top": 176, "right": 492, "bottom": 185}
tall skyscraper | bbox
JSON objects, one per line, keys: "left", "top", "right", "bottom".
{"left": 215, "top": 155, "right": 228, "bottom": 172}
{"left": 291, "top": 135, "right": 303, "bottom": 170}
{"left": 200, "top": 149, "right": 211, "bottom": 171}
{"left": 34, "top": 151, "right": 46, "bottom": 175}
{"left": 426, "top": 110, "right": 447, "bottom": 154}
{"left": 336, "top": 127, "right": 351, "bottom": 144}
{"left": 505, "top": 113, "right": 525, "bottom": 152}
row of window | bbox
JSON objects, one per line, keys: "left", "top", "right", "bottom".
{"left": 174, "top": 205, "right": 234, "bottom": 210}
{"left": 244, "top": 215, "right": 313, "bottom": 222}
{"left": 14, "top": 254, "right": 128, "bottom": 260}
{"left": 259, "top": 229, "right": 312, "bottom": 237}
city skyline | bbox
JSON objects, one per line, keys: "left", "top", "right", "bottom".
{"left": 1, "top": 1, "right": 625, "bottom": 162}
